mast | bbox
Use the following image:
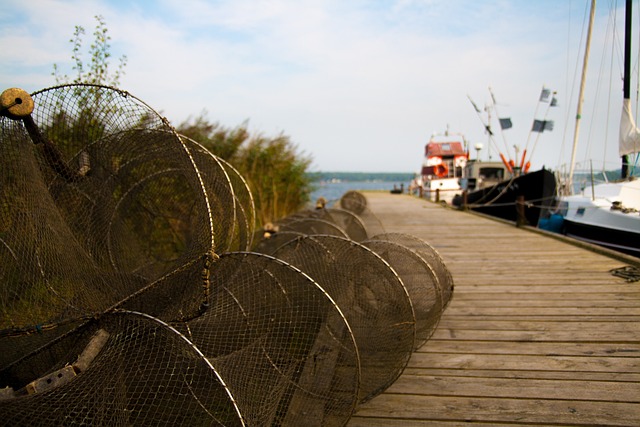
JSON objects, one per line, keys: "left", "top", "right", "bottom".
{"left": 621, "top": 0, "right": 632, "bottom": 178}
{"left": 568, "top": 0, "right": 596, "bottom": 193}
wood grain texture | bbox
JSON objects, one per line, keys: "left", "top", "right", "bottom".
{"left": 347, "top": 193, "right": 640, "bottom": 427}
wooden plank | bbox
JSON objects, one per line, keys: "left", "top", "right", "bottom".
{"left": 407, "top": 353, "right": 639, "bottom": 373}
{"left": 383, "top": 375, "right": 639, "bottom": 402}
{"left": 400, "top": 368, "right": 640, "bottom": 382}
{"left": 346, "top": 193, "right": 640, "bottom": 426}
{"left": 351, "top": 395, "right": 639, "bottom": 426}
{"left": 429, "top": 328, "right": 638, "bottom": 342}
{"left": 417, "top": 340, "right": 640, "bottom": 357}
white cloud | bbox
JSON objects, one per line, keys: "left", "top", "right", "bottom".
{"left": 0, "top": 0, "right": 633, "bottom": 172}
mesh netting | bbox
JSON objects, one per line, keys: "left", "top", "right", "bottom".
{"left": 1, "top": 310, "right": 244, "bottom": 426}
{"left": 369, "top": 233, "right": 454, "bottom": 310}
{"left": 0, "top": 85, "right": 452, "bottom": 426}
{"left": 338, "top": 191, "right": 386, "bottom": 237}
{"left": 362, "top": 235, "right": 449, "bottom": 349}
{"left": 272, "top": 235, "right": 415, "bottom": 403}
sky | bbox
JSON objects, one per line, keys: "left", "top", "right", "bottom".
{"left": 1, "top": 0, "right": 637, "bottom": 173}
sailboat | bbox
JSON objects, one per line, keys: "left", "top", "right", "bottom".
{"left": 556, "top": 0, "right": 640, "bottom": 257}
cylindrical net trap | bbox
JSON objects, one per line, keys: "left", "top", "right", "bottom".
{"left": 273, "top": 235, "right": 416, "bottom": 403}
{"left": 180, "top": 251, "right": 361, "bottom": 426}
{"left": 0, "top": 310, "right": 244, "bottom": 426}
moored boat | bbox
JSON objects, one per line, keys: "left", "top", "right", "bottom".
{"left": 453, "top": 166, "right": 557, "bottom": 227}
{"left": 554, "top": 0, "right": 640, "bottom": 257}
{"left": 417, "top": 132, "right": 467, "bottom": 204}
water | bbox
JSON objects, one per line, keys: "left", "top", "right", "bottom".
{"left": 308, "top": 173, "right": 413, "bottom": 208}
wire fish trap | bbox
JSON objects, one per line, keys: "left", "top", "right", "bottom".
{"left": 369, "top": 233, "right": 454, "bottom": 311}
{"left": 0, "top": 84, "right": 255, "bottom": 331}
{"left": 273, "top": 235, "right": 416, "bottom": 404}
{"left": 278, "top": 217, "right": 350, "bottom": 238}
{"left": 339, "top": 191, "right": 367, "bottom": 215}
{"left": 0, "top": 310, "right": 244, "bottom": 426}
{"left": 338, "top": 191, "right": 385, "bottom": 237}
{"left": 179, "top": 135, "right": 255, "bottom": 252}
{"left": 175, "top": 251, "right": 361, "bottom": 427}
{"left": 252, "top": 231, "right": 305, "bottom": 256}
{"left": 362, "top": 237, "right": 445, "bottom": 349}
{"left": 0, "top": 84, "right": 454, "bottom": 426}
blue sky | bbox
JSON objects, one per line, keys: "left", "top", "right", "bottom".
{"left": 0, "top": 0, "right": 635, "bottom": 172}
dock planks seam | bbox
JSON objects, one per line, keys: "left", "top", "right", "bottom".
{"left": 347, "top": 193, "right": 640, "bottom": 427}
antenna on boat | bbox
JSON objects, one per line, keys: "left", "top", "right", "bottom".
{"left": 467, "top": 94, "right": 501, "bottom": 161}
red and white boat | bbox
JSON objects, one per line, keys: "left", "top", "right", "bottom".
{"left": 418, "top": 132, "right": 468, "bottom": 204}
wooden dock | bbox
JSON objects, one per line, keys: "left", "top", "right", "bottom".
{"left": 347, "top": 193, "right": 640, "bottom": 427}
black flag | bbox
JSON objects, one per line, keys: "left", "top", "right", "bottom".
{"left": 499, "top": 118, "right": 513, "bottom": 130}
{"left": 539, "top": 88, "right": 551, "bottom": 102}
{"left": 532, "top": 119, "right": 554, "bottom": 132}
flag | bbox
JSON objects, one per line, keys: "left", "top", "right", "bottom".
{"left": 539, "top": 87, "right": 551, "bottom": 102}
{"left": 550, "top": 96, "right": 558, "bottom": 107}
{"left": 532, "top": 119, "right": 554, "bottom": 132}
{"left": 499, "top": 117, "right": 513, "bottom": 130}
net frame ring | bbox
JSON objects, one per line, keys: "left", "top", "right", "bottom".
{"left": 0, "top": 87, "right": 34, "bottom": 119}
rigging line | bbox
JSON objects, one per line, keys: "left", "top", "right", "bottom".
{"left": 568, "top": 0, "right": 597, "bottom": 193}
{"left": 582, "top": 3, "right": 617, "bottom": 173}
{"left": 487, "top": 86, "right": 512, "bottom": 160}
{"left": 528, "top": 91, "right": 557, "bottom": 165}
{"left": 466, "top": 94, "right": 503, "bottom": 157}
{"left": 522, "top": 84, "right": 545, "bottom": 159}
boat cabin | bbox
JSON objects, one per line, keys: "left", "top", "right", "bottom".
{"left": 420, "top": 138, "right": 468, "bottom": 203}
{"left": 421, "top": 140, "right": 467, "bottom": 180}
{"left": 460, "top": 160, "right": 510, "bottom": 192}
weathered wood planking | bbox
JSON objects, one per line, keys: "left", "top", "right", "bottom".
{"left": 347, "top": 193, "right": 640, "bottom": 427}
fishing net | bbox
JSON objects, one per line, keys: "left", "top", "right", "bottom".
{"left": 1, "top": 310, "right": 244, "bottom": 426}
{"left": 339, "top": 190, "right": 367, "bottom": 215}
{"left": 272, "top": 235, "right": 415, "bottom": 403}
{"left": 362, "top": 234, "right": 452, "bottom": 349}
{"left": 369, "top": 233, "right": 454, "bottom": 310}
{"left": 0, "top": 85, "right": 453, "bottom": 426}
{"left": 275, "top": 208, "right": 367, "bottom": 242}
{"left": 338, "top": 191, "right": 386, "bottom": 237}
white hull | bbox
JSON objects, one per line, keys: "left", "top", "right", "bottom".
{"left": 559, "top": 179, "right": 640, "bottom": 256}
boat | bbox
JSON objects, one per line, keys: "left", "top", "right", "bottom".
{"left": 416, "top": 131, "right": 468, "bottom": 204}
{"left": 552, "top": 0, "right": 640, "bottom": 257}
{"left": 416, "top": 82, "right": 559, "bottom": 226}
{"left": 414, "top": 127, "right": 557, "bottom": 226}
{"left": 454, "top": 165, "right": 557, "bottom": 227}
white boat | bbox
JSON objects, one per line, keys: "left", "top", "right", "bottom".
{"left": 417, "top": 132, "right": 468, "bottom": 204}
{"left": 555, "top": 0, "right": 640, "bottom": 257}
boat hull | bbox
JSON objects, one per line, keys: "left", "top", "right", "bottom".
{"left": 452, "top": 169, "right": 557, "bottom": 226}
{"left": 563, "top": 218, "right": 640, "bottom": 257}
{"left": 558, "top": 179, "right": 640, "bottom": 258}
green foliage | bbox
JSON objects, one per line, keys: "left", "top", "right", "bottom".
{"left": 52, "top": 15, "right": 127, "bottom": 87}
{"left": 178, "top": 111, "right": 249, "bottom": 160}
{"left": 177, "top": 115, "right": 313, "bottom": 225}
{"left": 50, "top": 16, "right": 312, "bottom": 228}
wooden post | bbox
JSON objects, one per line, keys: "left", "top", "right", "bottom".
{"left": 516, "top": 195, "right": 528, "bottom": 227}
{"left": 461, "top": 191, "right": 468, "bottom": 211}
{"left": 435, "top": 188, "right": 440, "bottom": 203}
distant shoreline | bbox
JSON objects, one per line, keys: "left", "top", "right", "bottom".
{"left": 308, "top": 171, "right": 414, "bottom": 182}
